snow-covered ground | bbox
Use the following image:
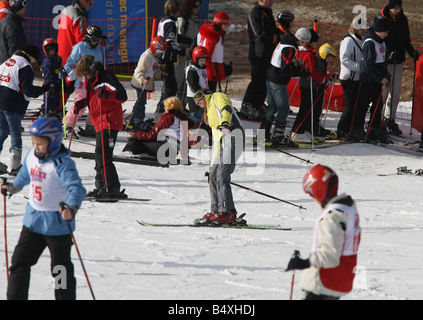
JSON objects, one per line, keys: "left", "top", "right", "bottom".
{"left": 0, "top": 86, "right": 422, "bottom": 301}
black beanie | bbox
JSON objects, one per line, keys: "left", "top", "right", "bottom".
{"left": 389, "top": 0, "right": 402, "bottom": 9}
{"left": 22, "top": 45, "right": 40, "bottom": 61}
{"left": 309, "top": 29, "right": 319, "bottom": 43}
{"left": 10, "top": 0, "right": 27, "bottom": 13}
{"left": 373, "top": 17, "right": 390, "bottom": 33}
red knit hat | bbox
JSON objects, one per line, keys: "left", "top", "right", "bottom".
{"left": 213, "top": 11, "right": 229, "bottom": 25}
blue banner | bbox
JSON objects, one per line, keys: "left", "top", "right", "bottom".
{"left": 88, "top": 0, "right": 146, "bottom": 65}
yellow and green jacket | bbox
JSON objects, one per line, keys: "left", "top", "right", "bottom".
{"left": 204, "top": 92, "right": 244, "bottom": 170}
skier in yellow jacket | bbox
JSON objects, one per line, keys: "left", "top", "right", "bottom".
{"left": 193, "top": 90, "right": 244, "bottom": 224}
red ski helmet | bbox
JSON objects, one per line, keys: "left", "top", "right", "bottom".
{"left": 303, "top": 164, "right": 338, "bottom": 205}
{"left": 213, "top": 11, "right": 229, "bottom": 25}
{"left": 150, "top": 36, "right": 168, "bottom": 53}
{"left": 42, "top": 38, "right": 58, "bottom": 55}
{"left": 192, "top": 46, "right": 209, "bottom": 64}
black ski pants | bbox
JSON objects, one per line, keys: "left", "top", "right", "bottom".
{"left": 95, "top": 129, "right": 120, "bottom": 191}
{"left": 360, "top": 82, "right": 384, "bottom": 130}
{"left": 243, "top": 58, "right": 268, "bottom": 109}
{"left": 292, "top": 85, "right": 325, "bottom": 134}
{"left": 7, "top": 226, "right": 76, "bottom": 300}
{"left": 337, "top": 80, "right": 367, "bottom": 134}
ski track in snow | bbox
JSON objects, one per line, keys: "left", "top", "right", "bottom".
{"left": 0, "top": 88, "right": 422, "bottom": 300}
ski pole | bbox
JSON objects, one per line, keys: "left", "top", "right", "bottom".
{"left": 349, "top": 83, "right": 362, "bottom": 135}
{"left": 62, "top": 79, "right": 67, "bottom": 138}
{"left": 1, "top": 177, "right": 9, "bottom": 282}
{"left": 409, "top": 58, "right": 417, "bottom": 137}
{"left": 229, "top": 182, "right": 306, "bottom": 210}
{"left": 288, "top": 77, "right": 300, "bottom": 105}
{"left": 364, "top": 86, "right": 385, "bottom": 142}
{"left": 68, "top": 108, "right": 78, "bottom": 149}
{"left": 310, "top": 77, "right": 315, "bottom": 151}
{"left": 98, "top": 97, "right": 109, "bottom": 192}
{"left": 321, "top": 72, "right": 338, "bottom": 129}
{"left": 288, "top": 250, "right": 300, "bottom": 300}
{"left": 59, "top": 202, "right": 96, "bottom": 300}
{"left": 269, "top": 146, "right": 314, "bottom": 165}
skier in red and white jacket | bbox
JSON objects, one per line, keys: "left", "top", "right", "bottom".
{"left": 197, "top": 11, "right": 231, "bottom": 92}
{"left": 287, "top": 164, "right": 361, "bottom": 300}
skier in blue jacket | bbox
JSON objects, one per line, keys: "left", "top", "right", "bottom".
{"left": 1, "top": 117, "right": 86, "bottom": 300}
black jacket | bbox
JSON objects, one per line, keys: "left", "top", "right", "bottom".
{"left": 247, "top": 3, "right": 279, "bottom": 62}
{"left": 0, "top": 52, "right": 46, "bottom": 115}
{"left": 266, "top": 32, "right": 304, "bottom": 85}
{"left": 359, "top": 28, "right": 390, "bottom": 84}
{"left": 0, "top": 12, "right": 27, "bottom": 64}
{"left": 380, "top": 5, "right": 416, "bottom": 64}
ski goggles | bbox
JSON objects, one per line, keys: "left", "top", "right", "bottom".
{"left": 193, "top": 91, "right": 205, "bottom": 104}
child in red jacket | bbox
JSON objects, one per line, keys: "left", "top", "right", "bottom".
{"left": 75, "top": 55, "right": 128, "bottom": 199}
{"left": 197, "top": 11, "right": 231, "bottom": 92}
{"left": 291, "top": 29, "right": 335, "bottom": 142}
{"left": 124, "top": 96, "right": 194, "bottom": 164}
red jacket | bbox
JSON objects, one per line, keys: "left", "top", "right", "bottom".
{"left": 297, "top": 45, "right": 326, "bottom": 85}
{"left": 0, "top": 1, "right": 10, "bottom": 22}
{"left": 197, "top": 23, "right": 226, "bottom": 82}
{"left": 57, "top": 2, "right": 88, "bottom": 66}
{"left": 85, "top": 64, "right": 127, "bottom": 132}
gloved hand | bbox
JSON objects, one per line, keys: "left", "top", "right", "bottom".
{"left": 286, "top": 250, "right": 310, "bottom": 271}
{"left": 74, "top": 98, "right": 87, "bottom": 114}
{"left": 58, "top": 68, "right": 67, "bottom": 80}
{"left": 42, "top": 84, "right": 50, "bottom": 92}
{"left": 204, "top": 171, "right": 210, "bottom": 184}
{"left": 1, "top": 182, "right": 22, "bottom": 197}
{"left": 218, "top": 124, "right": 230, "bottom": 136}
{"left": 412, "top": 50, "right": 420, "bottom": 62}
{"left": 100, "top": 35, "right": 108, "bottom": 46}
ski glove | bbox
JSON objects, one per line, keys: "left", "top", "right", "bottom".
{"left": 58, "top": 68, "right": 68, "bottom": 80}
{"left": 286, "top": 255, "right": 310, "bottom": 271}
{"left": 74, "top": 99, "right": 87, "bottom": 114}
{"left": 1, "top": 183, "right": 22, "bottom": 197}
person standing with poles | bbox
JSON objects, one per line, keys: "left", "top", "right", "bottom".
{"left": 75, "top": 55, "right": 127, "bottom": 200}
{"left": 380, "top": 0, "right": 419, "bottom": 136}
{"left": 240, "top": 0, "right": 279, "bottom": 120}
{"left": 337, "top": 18, "right": 366, "bottom": 141}
{"left": 1, "top": 117, "right": 86, "bottom": 300}
{"left": 128, "top": 36, "right": 168, "bottom": 130}
{"left": 193, "top": 90, "right": 245, "bottom": 225}
{"left": 286, "top": 164, "right": 361, "bottom": 300}
{"left": 359, "top": 17, "right": 391, "bottom": 143}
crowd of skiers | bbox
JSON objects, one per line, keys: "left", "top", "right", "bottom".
{"left": 0, "top": 0, "right": 418, "bottom": 301}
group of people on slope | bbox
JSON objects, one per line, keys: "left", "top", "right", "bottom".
{"left": 240, "top": 0, "right": 419, "bottom": 146}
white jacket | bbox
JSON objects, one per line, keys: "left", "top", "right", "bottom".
{"left": 299, "top": 194, "right": 361, "bottom": 297}
{"left": 339, "top": 33, "right": 363, "bottom": 81}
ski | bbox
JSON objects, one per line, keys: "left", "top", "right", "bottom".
{"left": 137, "top": 213, "right": 291, "bottom": 231}
{"left": 70, "top": 150, "right": 169, "bottom": 167}
{"left": 85, "top": 197, "right": 151, "bottom": 202}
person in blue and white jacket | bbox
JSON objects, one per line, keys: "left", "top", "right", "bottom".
{"left": 60, "top": 25, "right": 104, "bottom": 138}
{"left": 0, "top": 45, "right": 49, "bottom": 175}
{"left": 1, "top": 117, "right": 86, "bottom": 300}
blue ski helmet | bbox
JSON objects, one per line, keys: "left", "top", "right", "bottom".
{"left": 29, "top": 117, "right": 63, "bottom": 154}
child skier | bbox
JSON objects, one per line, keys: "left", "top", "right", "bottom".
{"left": 40, "top": 38, "right": 62, "bottom": 117}
{"left": 75, "top": 55, "right": 128, "bottom": 199}
{"left": 291, "top": 29, "right": 335, "bottom": 142}
{"left": 359, "top": 17, "right": 391, "bottom": 143}
{"left": 1, "top": 117, "right": 86, "bottom": 300}
{"left": 186, "top": 45, "right": 209, "bottom": 127}
{"left": 59, "top": 25, "right": 105, "bottom": 139}
{"left": 260, "top": 22, "right": 309, "bottom": 147}
{"left": 0, "top": 45, "right": 49, "bottom": 175}
{"left": 286, "top": 164, "right": 361, "bottom": 300}
{"left": 193, "top": 90, "right": 244, "bottom": 225}
{"left": 128, "top": 35, "right": 168, "bottom": 130}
